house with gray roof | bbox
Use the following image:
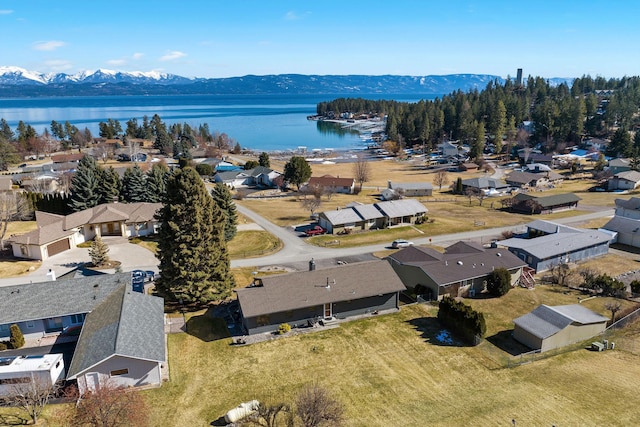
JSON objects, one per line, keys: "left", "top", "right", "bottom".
{"left": 607, "top": 170, "right": 640, "bottom": 191}
{"left": 0, "top": 273, "right": 165, "bottom": 394}
{"left": 381, "top": 181, "right": 433, "bottom": 200}
{"left": 67, "top": 285, "right": 165, "bottom": 395}
{"left": 236, "top": 260, "right": 406, "bottom": 335}
{"left": 513, "top": 304, "right": 608, "bottom": 352}
{"left": 607, "top": 158, "right": 631, "bottom": 175}
{"left": 9, "top": 202, "right": 161, "bottom": 260}
{"left": 386, "top": 241, "right": 527, "bottom": 300}
{"left": 460, "top": 177, "right": 510, "bottom": 195}
{"left": 318, "top": 199, "right": 426, "bottom": 234}
{"left": 213, "top": 166, "right": 281, "bottom": 188}
{"left": 510, "top": 192, "right": 580, "bottom": 214}
{"left": 505, "top": 170, "right": 564, "bottom": 189}
{"left": 498, "top": 220, "right": 610, "bottom": 272}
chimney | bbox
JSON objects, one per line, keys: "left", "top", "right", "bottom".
{"left": 309, "top": 258, "right": 316, "bottom": 271}
{"left": 46, "top": 269, "right": 56, "bottom": 281}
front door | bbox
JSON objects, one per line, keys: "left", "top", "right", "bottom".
{"left": 323, "top": 303, "right": 332, "bottom": 319}
{"left": 46, "top": 317, "right": 63, "bottom": 332}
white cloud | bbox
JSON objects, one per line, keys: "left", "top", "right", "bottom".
{"left": 284, "top": 11, "right": 310, "bottom": 20}
{"left": 0, "top": 9, "right": 13, "bottom": 15}
{"left": 33, "top": 40, "right": 65, "bottom": 51}
{"left": 107, "top": 59, "right": 127, "bottom": 66}
{"left": 44, "top": 59, "right": 73, "bottom": 72}
{"left": 132, "top": 52, "right": 144, "bottom": 60}
{"left": 160, "top": 51, "right": 187, "bottom": 61}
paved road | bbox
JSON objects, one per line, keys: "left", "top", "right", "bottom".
{"left": 232, "top": 202, "right": 615, "bottom": 269}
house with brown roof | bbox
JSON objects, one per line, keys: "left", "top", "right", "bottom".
{"left": 51, "top": 153, "right": 85, "bottom": 164}
{"left": 9, "top": 202, "right": 161, "bottom": 260}
{"left": 236, "top": 260, "right": 406, "bottom": 335}
{"left": 505, "top": 170, "right": 564, "bottom": 189}
{"left": 305, "top": 175, "right": 355, "bottom": 194}
{"left": 386, "top": 241, "right": 527, "bottom": 300}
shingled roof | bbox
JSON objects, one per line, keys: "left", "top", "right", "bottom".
{"left": 236, "top": 260, "right": 405, "bottom": 318}
{"left": 67, "top": 285, "right": 165, "bottom": 379}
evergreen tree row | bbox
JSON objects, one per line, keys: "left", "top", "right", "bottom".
{"left": 68, "top": 155, "right": 170, "bottom": 212}
{"left": 317, "top": 75, "right": 640, "bottom": 157}
{"left": 437, "top": 296, "right": 486, "bottom": 345}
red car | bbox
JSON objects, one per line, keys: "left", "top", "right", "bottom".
{"left": 304, "top": 225, "right": 326, "bottom": 236}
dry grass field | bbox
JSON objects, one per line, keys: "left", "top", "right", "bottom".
{"left": 136, "top": 293, "right": 640, "bottom": 427}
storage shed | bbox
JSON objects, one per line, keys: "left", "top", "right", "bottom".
{"left": 513, "top": 304, "right": 608, "bottom": 352}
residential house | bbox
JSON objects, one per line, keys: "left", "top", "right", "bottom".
{"left": 510, "top": 193, "right": 580, "bottom": 214}
{"left": 67, "top": 284, "right": 165, "bottom": 395}
{"left": 607, "top": 170, "right": 640, "bottom": 191}
{"left": 0, "top": 273, "right": 165, "bottom": 395}
{"left": 505, "top": 170, "right": 564, "bottom": 189}
{"left": 458, "top": 162, "right": 479, "bottom": 172}
{"left": 20, "top": 175, "right": 59, "bottom": 193}
{"left": 386, "top": 241, "right": 527, "bottom": 300}
{"left": 518, "top": 152, "right": 554, "bottom": 167}
{"left": 460, "top": 177, "right": 510, "bottom": 195}
{"left": 498, "top": 220, "right": 610, "bottom": 272}
{"left": 381, "top": 181, "right": 433, "bottom": 200}
{"left": 9, "top": 202, "right": 161, "bottom": 260}
{"left": 306, "top": 175, "right": 355, "bottom": 195}
{"left": 51, "top": 153, "right": 84, "bottom": 164}
{"left": 236, "top": 260, "right": 406, "bottom": 335}
{"left": 214, "top": 166, "right": 281, "bottom": 188}
{"left": 513, "top": 304, "right": 608, "bottom": 352}
{"left": 317, "top": 199, "right": 425, "bottom": 234}
{"left": 607, "top": 158, "right": 630, "bottom": 175}
{"left": 601, "top": 197, "right": 640, "bottom": 247}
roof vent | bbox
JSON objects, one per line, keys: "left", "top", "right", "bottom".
{"left": 457, "top": 261, "right": 463, "bottom": 266}
{"left": 497, "top": 252, "right": 502, "bottom": 257}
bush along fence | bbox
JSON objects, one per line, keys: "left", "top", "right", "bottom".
{"left": 437, "top": 296, "right": 486, "bottom": 346}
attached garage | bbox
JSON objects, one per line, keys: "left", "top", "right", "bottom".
{"left": 47, "top": 238, "right": 71, "bottom": 257}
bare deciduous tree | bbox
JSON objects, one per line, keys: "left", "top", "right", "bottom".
{"left": 464, "top": 187, "right": 479, "bottom": 206}
{"left": 604, "top": 301, "right": 622, "bottom": 324}
{"left": 0, "top": 192, "right": 31, "bottom": 250}
{"left": 352, "top": 153, "right": 370, "bottom": 192}
{"left": 8, "top": 374, "right": 59, "bottom": 425}
{"left": 241, "top": 402, "right": 291, "bottom": 427}
{"left": 433, "top": 170, "right": 449, "bottom": 191}
{"left": 295, "top": 384, "right": 344, "bottom": 427}
{"left": 71, "top": 380, "right": 150, "bottom": 427}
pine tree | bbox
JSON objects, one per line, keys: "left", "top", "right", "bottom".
{"left": 155, "top": 167, "right": 235, "bottom": 304}
{"left": 97, "top": 166, "right": 121, "bottom": 204}
{"left": 121, "top": 165, "right": 147, "bottom": 203}
{"left": 89, "top": 236, "right": 110, "bottom": 267}
{"left": 283, "top": 156, "right": 312, "bottom": 190}
{"left": 68, "top": 155, "right": 100, "bottom": 212}
{"left": 258, "top": 152, "right": 270, "bottom": 167}
{"left": 211, "top": 183, "right": 238, "bottom": 241}
{"left": 146, "top": 163, "right": 169, "bottom": 203}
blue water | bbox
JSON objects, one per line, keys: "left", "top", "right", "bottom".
{"left": 0, "top": 94, "right": 434, "bottom": 152}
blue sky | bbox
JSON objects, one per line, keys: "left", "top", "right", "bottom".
{"left": 1, "top": 1, "right": 638, "bottom": 79}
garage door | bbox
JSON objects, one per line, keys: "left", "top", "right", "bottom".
{"left": 47, "top": 238, "right": 70, "bottom": 257}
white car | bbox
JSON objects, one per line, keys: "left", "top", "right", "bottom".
{"left": 391, "top": 239, "right": 414, "bottom": 248}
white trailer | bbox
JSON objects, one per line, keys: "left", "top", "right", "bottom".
{"left": 0, "top": 354, "right": 65, "bottom": 397}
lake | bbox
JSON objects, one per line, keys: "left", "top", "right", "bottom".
{"left": 0, "top": 94, "right": 434, "bottom": 152}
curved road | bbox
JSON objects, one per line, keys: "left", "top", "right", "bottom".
{"left": 232, "top": 202, "right": 614, "bottom": 268}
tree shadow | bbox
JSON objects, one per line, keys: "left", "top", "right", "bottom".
{"left": 0, "top": 413, "right": 30, "bottom": 426}
{"left": 185, "top": 309, "right": 231, "bottom": 343}
{"left": 210, "top": 416, "right": 228, "bottom": 426}
{"left": 485, "top": 329, "right": 531, "bottom": 356}
{"left": 406, "top": 317, "right": 471, "bottom": 347}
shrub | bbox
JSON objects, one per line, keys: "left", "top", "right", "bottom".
{"left": 486, "top": 268, "right": 512, "bottom": 297}
{"left": 195, "top": 163, "right": 214, "bottom": 176}
{"left": 631, "top": 280, "right": 640, "bottom": 295}
{"left": 0, "top": 342, "right": 7, "bottom": 351}
{"left": 437, "top": 296, "right": 486, "bottom": 345}
{"left": 10, "top": 324, "right": 25, "bottom": 349}
{"left": 278, "top": 323, "right": 291, "bottom": 335}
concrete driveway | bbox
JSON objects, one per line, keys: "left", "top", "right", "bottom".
{"left": 0, "top": 237, "right": 158, "bottom": 287}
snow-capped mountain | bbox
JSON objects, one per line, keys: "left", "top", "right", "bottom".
{"left": 0, "top": 66, "right": 194, "bottom": 85}
{"left": 0, "top": 66, "right": 575, "bottom": 97}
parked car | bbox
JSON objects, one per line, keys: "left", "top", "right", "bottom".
{"left": 132, "top": 270, "right": 154, "bottom": 282}
{"left": 304, "top": 225, "right": 326, "bottom": 236}
{"left": 391, "top": 239, "right": 413, "bottom": 248}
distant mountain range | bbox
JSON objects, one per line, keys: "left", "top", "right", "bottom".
{"left": 0, "top": 66, "right": 574, "bottom": 97}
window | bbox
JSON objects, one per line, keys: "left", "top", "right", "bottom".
{"left": 0, "top": 324, "right": 8, "bottom": 332}
{"left": 26, "top": 321, "right": 34, "bottom": 328}
{"left": 20, "top": 245, "right": 28, "bottom": 256}
{"left": 256, "top": 315, "right": 270, "bottom": 326}
{"left": 0, "top": 377, "right": 30, "bottom": 385}
{"left": 110, "top": 368, "right": 129, "bottom": 377}
{"left": 70, "top": 314, "right": 86, "bottom": 324}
